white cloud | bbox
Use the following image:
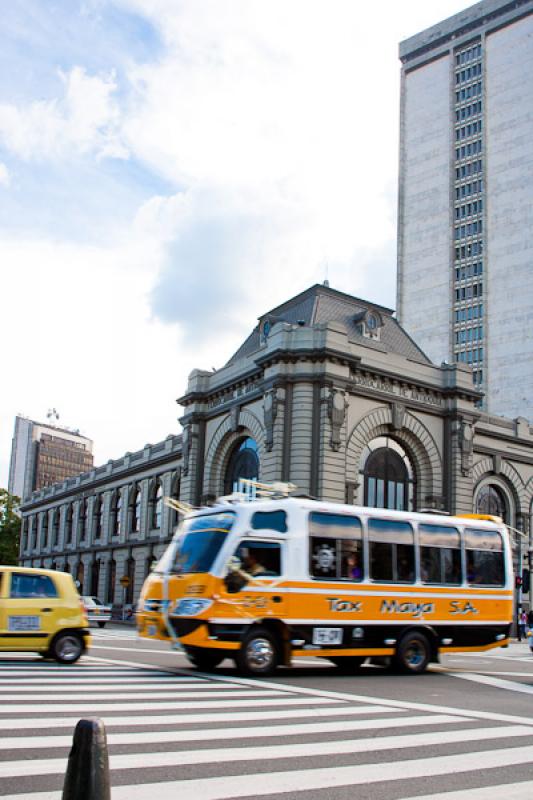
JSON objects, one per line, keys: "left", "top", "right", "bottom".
{"left": 0, "top": 0, "right": 474, "bottom": 488}
{"left": 0, "top": 66, "right": 128, "bottom": 161}
{"left": 0, "top": 162, "right": 9, "bottom": 186}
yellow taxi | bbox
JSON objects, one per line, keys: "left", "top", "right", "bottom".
{"left": 0, "top": 566, "right": 91, "bottom": 663}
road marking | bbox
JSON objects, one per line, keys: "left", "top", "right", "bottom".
{"left": 2, "top": 724, "right": 531, "bottom": 779}
{"left": 0, "top": 713, "right": 464, "bottom": 749}
{"left": 447, "top": 671, "right": 533, "bottom": 696}
{"left": 83, "top": 654, "right": 533, "bottom": 728}
{"left": 1, "top": 687, "right": 284, "bottom": 699}
{"left": 396, "top": 781, "right": 533, "bottom": 800}
{"left": 5, "top": 743, "right": 533, "bottom": 800}
{"left": 0, "top": 677, "right": 209, "bottom": 686}
{"left": 89, "top": 644, "right": 190, "bottom": 655}
{"left": 0, "top": 703, "right": 400, "bottom": 731}
{"left": 0, "top": 695, "right": 341, "bottom": 713}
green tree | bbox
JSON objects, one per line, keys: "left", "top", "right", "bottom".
{"left": 0, "top": 488, "right": 21, "bottom": 565}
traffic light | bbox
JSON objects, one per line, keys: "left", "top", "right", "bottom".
{"left": 515, "top": 574, "right": 522, "bottom": 589}
{"left": 522, "top": 569, "right": 530, "bottom": 594}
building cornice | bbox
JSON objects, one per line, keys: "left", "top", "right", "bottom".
{"left": 21, "top": 444, "right": 182, "bottom": 512}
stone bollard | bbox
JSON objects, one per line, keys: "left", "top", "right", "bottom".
{"left": 62, "top": 718, "right": 111, "bottom": 800}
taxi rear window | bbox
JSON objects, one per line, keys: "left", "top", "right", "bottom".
{"left": 10, "top": 573, "right": 58, "bottom": 599}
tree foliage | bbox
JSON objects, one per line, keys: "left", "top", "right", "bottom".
{"left": 0, "top": 488, "right": 21, "bottom": 565}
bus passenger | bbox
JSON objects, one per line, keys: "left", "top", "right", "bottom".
{"left": 346, "top": 552, "right": 362, "bottom": 580}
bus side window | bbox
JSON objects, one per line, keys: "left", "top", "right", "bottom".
{"left": 419, "top": 524, "right": 462, "bottom": 585}
{"left": 465, "top": 528, "right": 505, "bottom": 586}
{"left": 368, "top": 518, "right": 415, "bottom": 583}
{"left": 309, "top": 512, "right": 363, "bottom": 581}
{"left": 225, "top": 540, "right": 282, "bottom": 593}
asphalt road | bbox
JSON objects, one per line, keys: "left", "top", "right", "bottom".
{"left": 1, "top": 625, "right": 532, "bottom": 799}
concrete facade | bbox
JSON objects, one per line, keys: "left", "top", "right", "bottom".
{"left": 397, "top": 0, "right": 533, "bottom": 420}
{"left": 19, "top": 285, "right": 533, "bottom": 611}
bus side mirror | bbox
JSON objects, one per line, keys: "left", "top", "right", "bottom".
{"left": 223, "top": 556, "right": 245, "bottom": 593}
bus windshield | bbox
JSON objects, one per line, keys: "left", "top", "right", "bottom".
{"left": 154, "top": 512, "right": 236, "bottom": 575}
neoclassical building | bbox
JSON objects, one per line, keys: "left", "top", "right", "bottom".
{"left": 20, "top": 285, "right": 533, "bottom": 609}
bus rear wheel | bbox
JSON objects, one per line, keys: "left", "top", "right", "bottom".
{"left": 394, "top": 632, "right": 431, "bottom": 674}
{"left": 186, "top": 648, "right": 224, "bottom": 672}
{"left": 329, "top": 656, "right": 365, "bottom": 672}
{"left": 236, "top": 627, "right": 278, "bottom": 676}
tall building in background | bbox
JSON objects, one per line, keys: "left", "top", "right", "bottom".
{"left": 397, "top": 0, "right": 533, "bottom": 419}
{"left": 8, "top": 415, "right": 93, "bottom": 501}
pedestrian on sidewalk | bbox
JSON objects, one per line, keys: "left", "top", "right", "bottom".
{"left": 520, "top": 609, "right": 528, "bottom": 640}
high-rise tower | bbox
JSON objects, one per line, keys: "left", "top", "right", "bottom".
{"left": 8, "top": 415, "right": 94, "bottom": 501}
{"left": 397, "top": 0, "right": 533, "bottom": 418}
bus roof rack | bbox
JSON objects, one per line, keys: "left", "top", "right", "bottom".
{"left": 163, "top": 497, "right": 194, "bottom": 514}
{"left": 239, "top": 479, "right": 298, "bottom": 498}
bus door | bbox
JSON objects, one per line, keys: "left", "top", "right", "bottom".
{"left": 221, "top": 539, "right": 285, "bottom": 621}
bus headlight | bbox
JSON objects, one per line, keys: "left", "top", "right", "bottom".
{"left": 173, "top": 598, "right": 213, "bottom": 617}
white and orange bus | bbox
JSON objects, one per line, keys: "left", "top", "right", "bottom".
{"left": 137, "top": 491, "right": 513, "bottom": 675}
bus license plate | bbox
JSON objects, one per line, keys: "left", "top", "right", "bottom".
{"left": 8, "top": 616, "right": 41, "bottom": 632}
{"left": 312, "top": 627, "right": 343, "bottom": 645}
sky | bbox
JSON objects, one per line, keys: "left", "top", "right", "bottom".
{"left": 0, "top": 0, "right": 472, "bottom": 488}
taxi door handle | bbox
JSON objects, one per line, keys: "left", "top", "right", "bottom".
{"left": 41, "top": 608, "right": 52, "bottom": 613}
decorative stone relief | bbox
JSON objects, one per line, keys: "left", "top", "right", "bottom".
{"left": 328, "top": 388, "right": 347, "bottom": 451}
{"left": 390, "top": 402, "right": 406, "bottom": 432}
{"left": 230, "top": 404, "right": 241, "bottom": 433}
{"left": 459, "top": 420, "right": 474, "bottom": 477}
{"left": 263, "top": 389, "right": 279, "bottom": 452}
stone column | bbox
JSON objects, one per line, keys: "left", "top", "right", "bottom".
{"left": 319, "top": 386, "right": 348, "bottom": 503}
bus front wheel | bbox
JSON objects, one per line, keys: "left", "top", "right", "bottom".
{"left": 236, "top": 627, "right": 278, "bottom": 676}
{"left": 394, "top": 632, "right": 431, "bottom": 674}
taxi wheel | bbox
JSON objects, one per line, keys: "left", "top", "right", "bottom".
{"left": 236, "top": 627, "right": 278, "bottom": 676}
{"left": 49, "top": 632, "right": 84, "bottom": 664}
{"left": 393, "top": 632, "right": 431, "bottom": 674}
{"left": 329, "top": 656, "right": 365, "bottom": 673}
{"left": 186, "top": 648, "right": 224, "bottom": 671}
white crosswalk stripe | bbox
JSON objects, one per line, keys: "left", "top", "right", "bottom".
{"left": 88, "top": 628, "right": 138, "bottom": 639}
{"left": 0, "top": 658, "right": 532, "bottom": 800}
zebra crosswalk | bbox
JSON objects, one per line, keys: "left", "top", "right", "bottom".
{"left": 0, "top": 657, "right": 532, "bottom": 799}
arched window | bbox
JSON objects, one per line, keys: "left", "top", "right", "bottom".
{"left": 112, "top": 491, "right": 122, "bottom": 538}
{"left": 130, "top": 487, "right": 141, "bottom": 533}
{"left": 150, "top": 480, "right": 163, "bottom": 530}
{"left": 169, "top": 472, "right": 181, "bottom": 533}
{"left": 65, "top": 504, "right": 73, "bottom": 545}
{"left": 107, "top": 558, "right": 116, "bottom": 604}
{"left": 51, "top": 510, "right": 59, "bottom": 548}
{"left": 41, "top": 513, "right": 49, "bottom": 550}
{"left": 90, "top": 559, "right": 101, "bottom": 596}
{"left": 94, "top": 495, "right": 104, "bottom": 540}
{"left": 361, "top": 437, "right": 415, "bottom": 511}
{"left": 76, "top": 561, "right": 84, "bottom": 593}
{"left": 31, "top": 517, "right": 37, "bottom": 550}
{"left": 145, "top": 552, "right": 155, "bottom": 578}
{"left": 475, "top": 483, "right": 509, "bottom": 523}
{"left": 79, "top": 500, "right": 87, "bottom": 542}
{"left": 224, "top": 437, "right": 260, "bottom": 495}
{"left": 125, "top": 556, "right": 135, "bottom": 605}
